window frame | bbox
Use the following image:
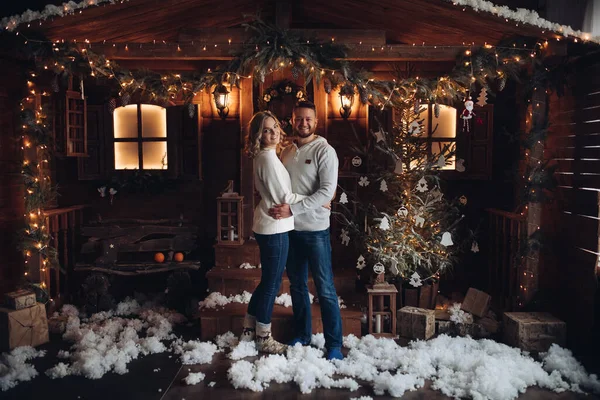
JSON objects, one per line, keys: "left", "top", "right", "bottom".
{"left": 113, "top": 104, "right": 169, "bottom": 171}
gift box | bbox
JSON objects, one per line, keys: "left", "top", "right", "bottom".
{"left": 0, "top": 303, "right": 49, "bottom": 350}
{"left": 460, "top": 288, "right": 491, "bottom": 318}
{"left": 48, "top": 315, "right": 69, "bottom": 335}
{"left": 503, "top": 312, "right": 566, "bottom": 352}
{"left": 397, "top": 306, "right": 435, "bottom": 340}
{"left": 4, "top": 289, "right": 36, "bottom": 310}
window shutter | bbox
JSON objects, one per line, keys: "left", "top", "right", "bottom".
{"left": 457, "top": 104, "right": 494, "bottom": 179}
{"left": 78, "top": 105, "right": 108, "bottom": 180}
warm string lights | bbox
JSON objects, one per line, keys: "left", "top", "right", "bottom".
{"left": 19, "top": 78, "right": 58, "bottom": 301}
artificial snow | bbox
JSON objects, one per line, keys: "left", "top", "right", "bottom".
{"left": 224, "top": 334, "right": 600, "bottom": 399}
{"left": 228, "top": 341, "right": 258, "bottom": 360}
{"left": 449, "top": 302, "right": 474, "bottom": 324}
{"left": 208, "top": 381, "right": 216, "bottom": 387}
{"left": 0, "top": 347, "right": 46, "bottom": 391}
{"left": 43, "top": 300, "right": 185, "bottom": 380}
{"left": 183, "top": 371, "right": 206, "bottom": 385}
{"left": 200, "top": 291, "right": 317, "bottom": 309}
{"left": 172, "top": 339, "right": 219, "bottom": 365}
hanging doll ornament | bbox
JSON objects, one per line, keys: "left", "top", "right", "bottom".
{"left": 461, "top": 97, "right": 475, "bottom": 133}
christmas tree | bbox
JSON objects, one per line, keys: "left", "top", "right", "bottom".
{"left": 336, "top": 100, "right": 467, "bottom": 286}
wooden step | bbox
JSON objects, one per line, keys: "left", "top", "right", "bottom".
{"left": 206, "top": 265, "right": 358, "bottom": 297}
{"left": 198, "top": 302, "right": 363, "bottom": 341}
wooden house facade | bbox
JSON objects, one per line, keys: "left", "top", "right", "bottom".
{"left": 0, "top": 0, "right": 598, "bottom": 364}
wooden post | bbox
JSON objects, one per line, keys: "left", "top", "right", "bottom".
{"left": 239, "top": 78, "right": 254, "bottom": 240}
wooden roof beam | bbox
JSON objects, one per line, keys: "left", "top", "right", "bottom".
{"left": 81, "top": 43, "right": 459, "bottom": 62}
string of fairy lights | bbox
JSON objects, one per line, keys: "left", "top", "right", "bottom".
{"left": 9, "top": 13, "right": 571, "bottom": 306}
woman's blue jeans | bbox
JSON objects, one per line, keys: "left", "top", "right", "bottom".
{"left": 247, "top": 232, "right": 289, "bottom": 324}
{"left": 286, "top": 228, "right": 343, "bottom": 349}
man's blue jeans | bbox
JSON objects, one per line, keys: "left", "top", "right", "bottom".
{"left": 286, "top": 228, "right": 342, "bottom": 349}
{"left": 247, "top": 232, "right": 289, "bottom": 324}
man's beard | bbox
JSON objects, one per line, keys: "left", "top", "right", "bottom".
{"left": 294, "top": 126, "right": 316, "bottom": 138}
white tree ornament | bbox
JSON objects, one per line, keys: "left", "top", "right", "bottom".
{"left": 380, "top": 179, "right": 388, "bottom": 192}
{"left": 356, "top": 255, "right": 366, "bottom": 270}
{"left": 358, "top": 176, "right": 370, "bottom": 187}
{"left": 440, "top": 232, "right": 454, "bottom": 247}
{"left": 373, "top": 262, "right": 385, "bottom": 274}
{"left": 409, "top": 120, "right": 421, "bottom": 135}
{"left": 409, "top": 272, "right": 423, "bottom": 287}
{"left": 390, "top": 258, "right": 399, "bottom": 275}
{"left": 437, "top": 153, "right": 446, "bottom": 168}
{"left": 352, "top": 156, "right": 362, "bottom": 167}
{"left": 379, "top": 216, "right": 390, "bottom": 230}
{"left": 397, "top": 206, "right": 408, "bottom": 217}
{"left": 471, "top": 241, "right": 480, "bottom": 253}
{"left": 394, "top": 159, "right": 404, "bottom": 174}
{"left": 477, "top": 87, "right": 488, "bottom": 107}
{"left": 339, "top": 192, "right": 348, "bottom": 204}
{"left": 340, "top": 229, "right": 350, "bottom": 246}
{"left": 416, "top": 177, "right": 428, "bottom": 192}
{"left": 415, "top": 215, "right": 425, "bottom": 228}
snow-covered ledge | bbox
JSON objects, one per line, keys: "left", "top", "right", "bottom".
{"left": 447, "top": 0, "right": 599, "bottom": 43}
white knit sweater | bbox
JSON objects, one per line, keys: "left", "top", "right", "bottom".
{"left": 252, "top": 148, "right": 306, "bottom": 235}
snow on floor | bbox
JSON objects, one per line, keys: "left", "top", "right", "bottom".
{"left": 3, "top": 299, "right": 599, "bottom": 399}
{"left": 224, "top": 333, "right": 600, "bottom": 399}
{"left": 199, "top": 291, "right": 346, "bottom": 309}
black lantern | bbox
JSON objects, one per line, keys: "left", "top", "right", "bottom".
{"left": 339, "top": 83, "right": 355, "bottom": 119}
{"left": 213, "top": 84, "right": 230, "bottom": 119}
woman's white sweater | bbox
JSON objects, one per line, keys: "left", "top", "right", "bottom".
{"left": 252, "top": 148, "right": 305, "bottom": 235}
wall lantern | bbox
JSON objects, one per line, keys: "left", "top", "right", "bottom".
{"left": 339, "top": 83, "right": 355, "bottom": 119}
{"left": 213, "top": 84, "right": 230, "bottom": 119}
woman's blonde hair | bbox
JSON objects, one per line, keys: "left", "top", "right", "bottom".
{"left": 245, "top": 111, "right": 283, "bottom": 159}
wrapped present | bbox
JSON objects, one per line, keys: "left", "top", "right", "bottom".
{"left": 48, "top": 315, "right": 69, "bottom": 335}
{"left": 397, "top": 306, "right": 435, "bottom": 340}
{"left": 503, "top": 312, "right": 566, "bottom": 352}
{"left": 460, "top": 288, "right": 491, "bottom": 318}
{"left": 4, "top": 289, "right": 36, "bottom": 310}
{"left": 0, "top": 303, "right": 49, "bottom": 350}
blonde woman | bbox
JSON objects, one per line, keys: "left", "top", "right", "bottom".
{"left": 240, "top": 111, "right": 306, "bottom": 354}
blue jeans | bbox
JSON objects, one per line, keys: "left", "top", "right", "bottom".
{"left": 247, "top": 232, "right": 289, "bottom": 324}
{"left": 286, "top": 229, "right": 342, "bottom": 349}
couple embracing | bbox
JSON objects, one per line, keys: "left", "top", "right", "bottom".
{"left": 240, "top": 101, "right": 344, "bottom": 361}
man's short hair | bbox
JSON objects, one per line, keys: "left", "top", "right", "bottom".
{"left": 293, "top": 100, "right": 316, "bottom": 114}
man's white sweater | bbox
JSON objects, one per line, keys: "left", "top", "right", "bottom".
{"left": 252, "top": 148, "right": 306, "bottom": 235}
{"left": 281, "top": 136, "right": 339, "bottom": 232}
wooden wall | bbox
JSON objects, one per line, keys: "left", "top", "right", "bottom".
{"left": 541, "top": 55, "right": 600, "bottom": 357}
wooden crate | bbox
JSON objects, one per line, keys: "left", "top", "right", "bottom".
{"left": 503, "top": 312, "right": 566, "bottom": 352}
{"left": 214, "top": 241, "right": 260, "bottom": 268}
{"left": 397, "top": 306, "right": 435, "bottom": 340}
{"left": 460, "top": 288, "right": 491, "bottom": 318}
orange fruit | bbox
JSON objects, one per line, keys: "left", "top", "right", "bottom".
{"left": 174, "top": 252, "right": 184, "bottom": 262}
{"left": 154, "top": 252, "right": 165, "bottom": 263}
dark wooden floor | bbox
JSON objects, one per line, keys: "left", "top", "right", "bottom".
{"left": 4, "top": 329, "right": 599, "bottom": 400}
